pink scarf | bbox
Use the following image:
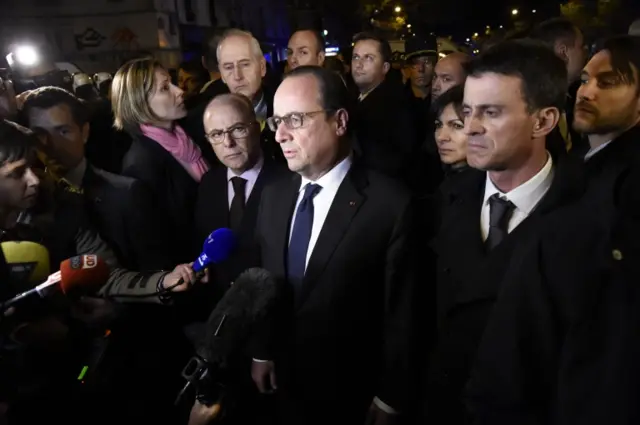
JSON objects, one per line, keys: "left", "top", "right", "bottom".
{"left": 140, "top": 124, "right": 209, "bottom": 182}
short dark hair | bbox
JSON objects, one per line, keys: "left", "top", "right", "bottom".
{"left": 353, "top": 32, "right": 392, "bottom": 63}
{"left": 601, "top": 35, "right": 640, "bottom": 91}
{"left": 467, "top": 39, "right": 568, "bottom": 112}
{"left": 0, "top": 120, "right": 37, "bottom": 165}
{"left": 291, "top": 29, "right": 325, "bottom": 53}
{"left": 285, "top": 66, "right": 353, "bottom": 134}
{"left": 432, "top": 85, "right": 464, "bottom": 120}
{"left": 22, "top": 86, "right": 88, "bottom": 126}
{"left": 530, "top": 18, "right": 579, "bottom": 47}
{"left": 202, "top": 28, "right": 225, "bottom": 72}
{"left": 178, "top": 58, "right": 210, "bottom": 83}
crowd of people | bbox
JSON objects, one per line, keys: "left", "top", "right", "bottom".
{"left": 0, "top": 15, "right": 639, "bottom": 425}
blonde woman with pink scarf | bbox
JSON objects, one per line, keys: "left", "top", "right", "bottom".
{"left": 112, "top": 57, "right": 210, "bottom": 264}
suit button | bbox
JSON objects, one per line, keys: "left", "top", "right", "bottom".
{"left": 612, "top": 249, "right": 623, "bottom": 261}
{"left": 443, "top": 267, "right": 450, "bottom": 273}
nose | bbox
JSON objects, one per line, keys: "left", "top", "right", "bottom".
{"left": 222, "top": 133, "right": 237, "bottom": 148}
{"left": 435, "top": 127, "right": 450, "bottom": 145}
{"left": 577, "top": 79, "right": 596, "bottom": 102}
{"left": 24, "top": 168, "right": 39, "bottom": 187}
{"left": 274, "top": 121, "right": 291, "bottom": 144}
{"left": 464, "top": 114, "right": 484, "bottom": 136}
{"left": 233, "top": 66, "right": 243, "bottom": 81}
{"left": 172, "top": 83, "right": 184, "bottom": 99}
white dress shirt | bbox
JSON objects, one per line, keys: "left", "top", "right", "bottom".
{"left": 480, "top": 153, "right": 554, "bottom": 240}
{"left": 226, "top": 156, "right": 264, "bottom": 209}
{"left": 289, "top": 155, "right": 352, "bottom": 269}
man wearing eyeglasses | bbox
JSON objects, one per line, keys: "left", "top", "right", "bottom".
{"left": 191, "top": 93, "right": 290, "bottom": 424}
{"left": 251, "top": 66, "right": 416, "bottom": 425}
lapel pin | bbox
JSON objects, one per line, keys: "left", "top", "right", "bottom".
{"left": 349, "top": 201, "right": 356, "bottom": 207}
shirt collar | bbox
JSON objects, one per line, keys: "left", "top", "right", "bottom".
{"left": 483, "top": 153, "right": 554, "bottom": 215}
{"left": 584, "top": 140, "right": 613, "bottom": 161}
{"left": 254, "top": 92, "right": 268, "bottom": 122}
{"left": 226, "top": 155, "right": 264, "bottom": 182}
{"left": 299, "top": 155, "right": 353, "bottom": 193}
{"left": 63, "top": 157, "right": 88, "bottom": 188}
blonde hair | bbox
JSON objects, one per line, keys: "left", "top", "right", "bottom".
{"left": 111, "top": 57, "right": 163, "bottom": 131}
{"left": 216, "top": 29, "right": 264, "bottom": 63}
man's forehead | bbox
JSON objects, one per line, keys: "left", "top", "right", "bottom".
{"left": 354, "top": 40, "right": 379, "bottom": 54}
{"left": 29, "top": 104, "right": 72, "bottom": 121}
{"left": 274, "top": 76, "right": 320, "bottom": 110}
{"left": 220, "top": 37, "right": 254, "bottom": 59}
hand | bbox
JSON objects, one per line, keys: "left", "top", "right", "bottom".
{"left": 188, "top": 400, "right": 222, "bottom": 425}
{"left": 365, "top": 402, "right": 400, "bottom": 425}
{"left": 162, "top": 263, "right": 209, "bottom": 292}
{"left": 70, "top": 296, "right": 120, "bottom": 327}
{"left": 251, "top": 360, "right": 277, "bottom": 394}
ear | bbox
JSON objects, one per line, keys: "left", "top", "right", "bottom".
{"left": 318, "top": 51, "right": 326, "bottom": 67}
{"left": 201, "top": 56, "right": 208, "bottom": 71}
{"left": 532, "top": 107, "right": 561, "bottom": 139}
{"left": 82, "top": 122, "right": 90, "bottom": 144}
{"left": 260, "top": 57, "right": 267, "bottom": 78}
{"left": 382, "top": 62, "right": 391, "bottom": 75}
{"left": 334, "top": 109, "right": 349, "bottom": 137}
{"left": 555, "top": 41, "right": 570, "bottom": 64}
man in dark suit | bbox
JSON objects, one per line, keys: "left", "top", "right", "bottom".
{"left": 351, "top": 32, "right": 417, "bottom": 184}
{"left": 425, "top": 40, "right": 585, "bottom": 424}
{"left": 251, "top": 66, "right": 416, "bottom": 425}
{"left": 466, "top": 35, "right": 640, "bottom": 425}
{"left": 216, "top": 29, "right": 283, "bottom": 164}
{"left": 21, "top": 86, "right": 172, "bottom": 271}
{"left": 193, "top": 93, "right": 289, "bottom": 317}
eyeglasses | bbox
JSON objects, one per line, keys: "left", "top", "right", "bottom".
{"left": 266, "top": 110, "right": 332, "bottom": 132}
{"left": 206, "top": 122, "right": 254, "bottom": 145}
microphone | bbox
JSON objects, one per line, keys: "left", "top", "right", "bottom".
{"left": 176, "top": 268, "right": 279, "bottom": 408}
{"left": 1, "top": 255, "right": 109, "bottom": 310}
{"left": 1, "top": 241, "right": 50, "bottom": 291}
{"left": 164, "top": 228, "right": 236, "bottom": 293}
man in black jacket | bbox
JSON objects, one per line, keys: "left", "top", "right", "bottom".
{"left": 251, "top": 66, "right": 416, "bottom": 425}
{"left": 425, "top": 40, "right": 585, "bottom": 424}
{"left": 21, "top": 86, "right": 172, "bottom": 271}
{"left": 467, "top": 35, "right": 640, "bottom": 425}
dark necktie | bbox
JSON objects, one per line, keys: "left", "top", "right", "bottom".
{"left": 287, "top": 183, "right": 322, "bottom": 288}
{"left": 485, "top": 193, "right": 516, "bottom": 251}
{"left": 229, "top": 177, "right": 247, "bottom": 230}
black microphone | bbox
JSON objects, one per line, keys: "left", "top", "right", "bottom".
{"left": 175, "top": 267, "right": 279, "bottom": 408}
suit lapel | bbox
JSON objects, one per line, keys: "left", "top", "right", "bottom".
{"left": 211, "top": 168, "right": 230, "bottom": 229}
{"left": 297, "top": 166, "right": 366, "bottom": 307}
{"left": 271, "top": 174, "right": 301, "bottom": 279}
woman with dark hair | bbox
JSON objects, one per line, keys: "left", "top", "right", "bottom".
{"left": 432, "top": 85, "right": 468, "bottom": 176}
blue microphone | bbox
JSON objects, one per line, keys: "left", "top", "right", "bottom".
{"left": 193, "top": 228, "right": 237, "bottom": 273}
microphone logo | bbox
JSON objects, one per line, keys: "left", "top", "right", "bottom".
{"left": 82, "top": 255, "right": 98, "bottom": 269}
{"left": 70, "top": 255, "right": 98, "bottom": 270}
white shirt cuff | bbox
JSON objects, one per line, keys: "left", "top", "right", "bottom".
{"left": 373, "top": 396, "right": 398, "bottom": 414}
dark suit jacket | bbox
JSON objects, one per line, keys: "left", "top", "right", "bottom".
{"left": 121, "top": 133, "right": 202, "bottom": 264}
{"left": 255, "top": 163, "right": 416, "bottom": 425}
{"left": 189, "top": 157, "right": 290, "bottom": 322}
{"left": 466, "top": 126, "right": 640, "bottom": 425}
{"left": 353, "top": 78, "right": 417, "bottom": 183}
{"left": 82, "top": 164, "right": 172, "bottom": 271}
{"left": 426, "top": 152, "right": 584, "bottom": 424}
